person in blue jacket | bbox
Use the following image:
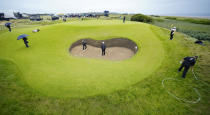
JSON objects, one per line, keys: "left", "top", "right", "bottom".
{"left": 178, "top": 56, "right": 198, "bottom": 78}
{"left": 5, "top": 23, "right": 11, "bottom": 32}
{"left": 101, "top": 42, "right": 106, "bottom": 56}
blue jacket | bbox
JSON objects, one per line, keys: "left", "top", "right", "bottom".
{"left": 184, "top": 57, "right": 196, "bottom": 66}
{"left": 101, "top": 44, "right": 106, "bottom": 50}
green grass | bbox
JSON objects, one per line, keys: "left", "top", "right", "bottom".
{"left": 0, "top": 20, "right": 164, "bottom": 97}
{"left": 0, "top": 20, "right": 209, "bottom": 114}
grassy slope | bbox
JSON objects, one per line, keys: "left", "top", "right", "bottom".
{"left": 0, "top": 20, "right": 164, "bottom": 97}
{"left": 0, "top": 20, "right": 209, "bottom": 114}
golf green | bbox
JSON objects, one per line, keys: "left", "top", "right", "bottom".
{"left": 0, "top": 20, "right": 164, "bottom": 97}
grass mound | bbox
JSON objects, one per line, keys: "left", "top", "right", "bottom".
{"left": 0, "top": 20, "right": 209, "bottom": 114}
{"left": 0, "top": 20, "right": 164, "bottom": 97}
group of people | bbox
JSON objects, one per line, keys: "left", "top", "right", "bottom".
{"left": 5, "top": 22, "right": 41, "bottom": 48}
{"left": 82, "top": 40, "right": 106, "bottom": 56}
{"left": 169, "top": 26, "right": 198, "bottom": 78}
{"left": 5, "top": 21, "right": 198, "bottom": 79}
{"left": 80, "top": 26, "right": 196, "bottom": 79}
{"left": 119, "top": 16, "right": 126, "bottom": 23}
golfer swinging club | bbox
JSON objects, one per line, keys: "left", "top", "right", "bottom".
{"left": 170, "top": 27, "right": 176, "bottom": 40}
{"left": 178, "top": 56, "right": 198, "bottom": 78}
{"left": 101, "top": 42, "right": 106, "bottom": 56}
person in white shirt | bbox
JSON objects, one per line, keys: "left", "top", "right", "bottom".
{"left": 32, "top": 29, "right": 40, "bottom": 33}
{"left": 170, "top": 27, "right": 176, "bottom": 40}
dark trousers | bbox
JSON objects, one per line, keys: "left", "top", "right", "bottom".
{"left": 178, "top": 62, "right": 190, "bottom": 78}
{"left": 83, "top": 45, "right": 87, "bottom": 50}
{"left": 7, "top": 26, "right": 11, "bottom": 32}
{"left": 24, "top": 41, "right": 29, "bottom": 48}
{"left": 102, "top": 49, "right": 105, "bottom": 56}
{"left": 170, "top": 35, "right": 174, "bottom": 40}
{"left": 123, "top": 19, "right": 125, "bottom": 23}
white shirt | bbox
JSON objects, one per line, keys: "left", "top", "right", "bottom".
{"left": 32, "top": 29, "right": 39, "bottom": 33}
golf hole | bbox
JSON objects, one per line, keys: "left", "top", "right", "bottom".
{"left": 69, "top": 38, "right": 138, "bottom": 61}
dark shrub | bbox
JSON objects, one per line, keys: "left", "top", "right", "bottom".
{"left": 180, "top": 30, "right": 210, "bottom": 41}
{"left": 165, "top": 17, "right": 177, "bottom": 20}
{"left": 155, "top": 18, "right": 164, "bottom": 22}
{"left": 131, "top": 14, "right": 153, "bottom": 23}
{"left": 151, "top": 15, "right": 160, "bottom": 17}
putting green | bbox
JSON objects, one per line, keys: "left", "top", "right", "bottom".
{"left": 0, "top": 20, "right": 164, "bottom": 97}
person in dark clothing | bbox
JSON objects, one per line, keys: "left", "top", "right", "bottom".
{"left": 82, "top": 40, "right": 87, "bottom": 50}
{"left": 101, "top": 42, "right": 106, "bottom": 56}
{"left": 195, "top": 40, "right": 204, "bottom": 45}
{"left": 178, "top": 56, "right": 198, "bottom": 78}
{"left": 22, "top": 37, "right": 29, "bottom": 48}
{"left": 32, "top": 29, "right": 40, "bottom": 33}
{"left": 170, "top": 30, "right": 175, "bottom": 40}
{"left": 63, "top": 18, "right": 66, "bottom": 22}
{"left": 123, "top": 16, "right": 126, "bottom": 23}
{"left": 6, "top": 25, "right": 11, "bottom": 32}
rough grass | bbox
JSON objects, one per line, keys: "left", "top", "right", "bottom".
{"left": 0, "top": 20, "right": 209, "bottom": 114}
{"left": 164, "top": 16, "right": 210, "bottom": 25}
{"left": 153, "top": 18, "right": 210, "bottom": 41}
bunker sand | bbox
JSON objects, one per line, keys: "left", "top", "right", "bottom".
{"left": 70, "top": 45, "right": 135, "bottom": 61}
{"left": 69, "top": 38, "right": 138, "bottom": 61}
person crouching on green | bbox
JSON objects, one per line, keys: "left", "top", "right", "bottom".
{"left": 178, "top": 56, "right": 198, "bottom": 78}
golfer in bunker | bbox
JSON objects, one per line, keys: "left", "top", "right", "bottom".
{"left": 82, "top": 40, "right": 87, "bottom": 50}
{"left": 101, "top": 42, "right": 106, "bottom": 56}
{"left": 178, "top": 56, "right": 198, "bottom": 78}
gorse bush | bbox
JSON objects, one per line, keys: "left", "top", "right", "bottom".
{"left": 165, "top": 16, "right": 210, "bottom": 25}
{"left": 182, "top": 18, "right": 210, "bottom": 25}
{"left": 150, "top": 15, "right": 160, "bottom": 17}
{"left": 165, "top": 17, "right": 177, "bottom": 20}
{"left": 180, "top": 30, "right": 210, "bottom": 41}
{"left": 131, "top": 14, "right": 153, "bottom": 23}
{"left": 155, "top": 18, "right": 164, "bottom": 22}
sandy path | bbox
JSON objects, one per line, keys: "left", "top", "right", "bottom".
{"left": 70, "top": 45, "right": 135, "bottom": 61}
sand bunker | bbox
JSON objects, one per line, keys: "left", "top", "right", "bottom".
{"left": 69, "top": 38, "right": 138, "bottom": 61}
